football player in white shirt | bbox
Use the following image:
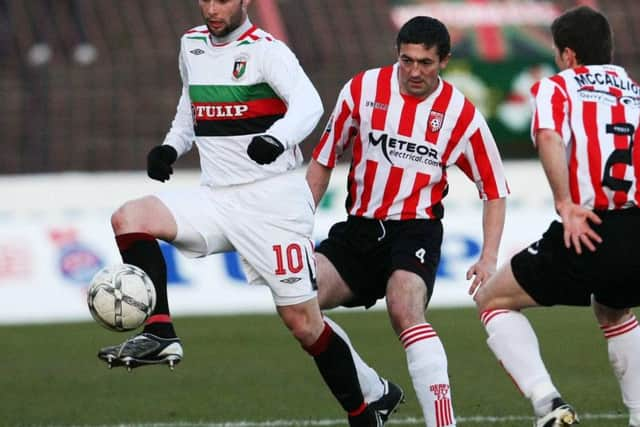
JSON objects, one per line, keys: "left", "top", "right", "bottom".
{"left": 96, "top": 1, "right": 382, "bottom": 425}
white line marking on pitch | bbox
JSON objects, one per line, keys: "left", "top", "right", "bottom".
{"left": 58, "top": 412, "right": 627, "bottom": 427}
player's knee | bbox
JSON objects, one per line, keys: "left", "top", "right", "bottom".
{"left": 279, "top": 308, "right": 323, "bottom": 347}
{"left": 316, "top": 280, "right": 349, "bottom": 310}
{"left": 111, "top": 201, "right": 144, "bottom": 234}
{"left": 287, "top": 319, "right": 319, "bottom": 346}
{"left": 387, "top": 300, "right": 425, "bottom": 333}
{"left": 474, "top": 291, "right": 510, "bottom": 315}
{"left": 386, "top": 281, "right": 427, "bottom": 331}
{"left": 593, "top": 303, "right": 632, "bottom": 327}
{"left": 473, "top": 287, "right": 492, "bottom": 312}
{"left": 315, "top": 254, "right": 350, "bottom": 310}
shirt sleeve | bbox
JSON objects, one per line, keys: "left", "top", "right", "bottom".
{"left": 311, "top": 80, "right": 356, "bottom": 168}
{"left": 530, "top": 77, "right": 569, "bottom": 146}
{"left": 456, "top": 110, "right": 510, "bottom": 200}
{"left": 260, "top": 40, "right": 323, "bottom": 149}
{"left": 162, "top": 43, "right": 195, "bottom": 157}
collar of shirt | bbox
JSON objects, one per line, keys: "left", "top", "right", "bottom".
{"left": 209, "top": 18, "right": 253, "bottom": 46}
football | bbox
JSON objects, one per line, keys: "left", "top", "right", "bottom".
{"left": 87, "top": 263, "right": 156, "bottom": 332}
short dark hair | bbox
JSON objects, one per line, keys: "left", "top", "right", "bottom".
{"left": 396, "top": 16, "right": 451, "bottom": 61}
{"left": 551, "top": 6, "right": 612, "bottom": 65}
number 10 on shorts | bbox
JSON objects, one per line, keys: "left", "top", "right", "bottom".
{"left": 272, "top": 243, "right": 304, "bottom": 275}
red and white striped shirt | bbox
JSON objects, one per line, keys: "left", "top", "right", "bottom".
{"left": 531, "top": 64, "right": 640, "bottom": 210}
{"left": 313, "top": 64, "right": 509, "bottom": 220}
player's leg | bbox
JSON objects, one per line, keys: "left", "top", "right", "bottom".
{"left": 316, "top": 253, "right": 391, "bottom": 400}
{"left": 240, "top": 241, "right": 379, "bottom": 424}
{"left": 316, "top": 239, "right": 405, "bottom": 422}
{"left": 475, "top": 221, "right": 585, "bottom": 425}
{"left": 99, "top": 195, "right": 186, "bottom": 369}
{"left": 277, "top": 300, "right": 381, "bottom": 426}
{"left": 382, "top": 219, "right": 454, "bottom": 427}
{"left": 99, "top": 188, "right": 228, "bottom": 370}
{"left": 111, "top": 195, "right": 178, "bottom": 338}
{"left": 323, "top": 315, "right": 404, "bottom": 419}
{"left": 316, "top": 252, "right": 356, "bottom": 310}
{"left": 594, "top": 301, "right": 640, "bottom": 427}
{"left": 385, "top": 269, "right": 454, "bottom": 427}
{"left": 475, "top": 269, "right": 562, "bottom": 421}
{"left": 225, "top": 174, "right": 378, "bottom": 425}
{"left": 474, "top": 264, "right": 577, "bottom": 424}
{"left": 590, "top": 209, "right": 640, "bottom": 427}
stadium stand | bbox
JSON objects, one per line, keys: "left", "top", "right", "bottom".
{"left": 0, "top": 0, "right": 638, "bottom": 174}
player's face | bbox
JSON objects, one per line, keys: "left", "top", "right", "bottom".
{"left": 199, "top": 0, "right": 249, "bottom": 37}
{"left": 397, "top": 43, "right": 450, "bottom": 99}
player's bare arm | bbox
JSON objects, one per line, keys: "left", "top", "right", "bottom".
{"left": 305, "top": 158, "right": 333, "bottom": 208}
{"left": 467, "top": 197, "right": 506, "bottom": 295}
{"left": 536, "top": 128, "right": 602, "bottom": 254}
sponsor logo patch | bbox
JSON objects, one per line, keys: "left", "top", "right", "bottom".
{"left": 365, "top": 100, "right": 389, "bottom": 111}
{"left": 369, "top": 131, "right": 441, "bottom": 167}
{"left": 280, "top": 277, "right": 302, "bottom": 284}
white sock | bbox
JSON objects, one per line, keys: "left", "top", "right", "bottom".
{"left": 400, "top": 323, "right": 455, "bottom": 427}
{"left": 481, "top": 309, "right": 559, "bottom": 416}
{"left": 601, "top": 315, "right": 640, "bottom": 424}
{"left": 323, "top": 315, "right": 385, "bottom": 403}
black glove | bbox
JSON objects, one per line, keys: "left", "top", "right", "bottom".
{"left": 147, "top": 145, "right": 178, "bottom": 182}
{"left": 247, "top": 135, "right": 285, "bottom": 165}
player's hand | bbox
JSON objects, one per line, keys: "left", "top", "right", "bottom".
{"left": 247, "top": 135, "right": 285, "bottom": 165}
{"left": 466, "top": 257, "right": 497, "bottom": 296}
{"left": 147, "top": 145, "right": 178, "bottom": 182}
{"left": 557, "top": 200, "right": 602, "bottom": 254}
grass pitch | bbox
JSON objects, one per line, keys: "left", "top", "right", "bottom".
{"left": 0, "top": 306, "right": 628, "bottom": 426}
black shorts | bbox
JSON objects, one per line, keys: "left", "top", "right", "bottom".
{"left": 315, "top": 215, "right": 443, "bottom": 309}
{"left": 511, "top": 208, "right": 640, "bottom": 309}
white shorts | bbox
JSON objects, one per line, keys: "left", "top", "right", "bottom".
{"left": 156, "top": 170, "right": 317, "bottom": 306}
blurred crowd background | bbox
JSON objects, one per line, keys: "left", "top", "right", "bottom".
{"left": 1, "top": 0, "right": 639, "bottom": 174}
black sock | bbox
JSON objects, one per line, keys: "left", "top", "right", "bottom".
{"left": 115, "top": 232, "right": 176, "bottom": 338}
{"left": 304, "top": 322, "right": 365, "bottom": 413}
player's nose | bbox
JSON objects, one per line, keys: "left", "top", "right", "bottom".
{"left": 202, "top": 3, "right": 219, "bottom": 17}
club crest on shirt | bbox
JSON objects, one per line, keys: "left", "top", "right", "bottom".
{"left": 232, "top": 55, "right": 248, "bottom": 80}
{"left": 428, "top": 110, "right": 444, "bottom": 133}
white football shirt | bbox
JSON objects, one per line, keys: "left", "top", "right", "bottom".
{"left": 163, "top": 21, "right": 323, "bottom": 187}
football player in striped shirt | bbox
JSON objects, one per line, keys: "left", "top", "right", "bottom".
{"left": 473, "top": 6, "right": 640, "bottom": 427}
{"left": 96, "top": 1, "right": 381, "bottom": 425}
{"left": 307, "top": 16, "right": 509, "bottom": 427}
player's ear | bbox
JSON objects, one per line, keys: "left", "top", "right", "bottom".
{"left": 564, "top": 47, "right": 579, "bottom": 67}
{"left": 439, "top": 53, "right": 452, "bottom": 70}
